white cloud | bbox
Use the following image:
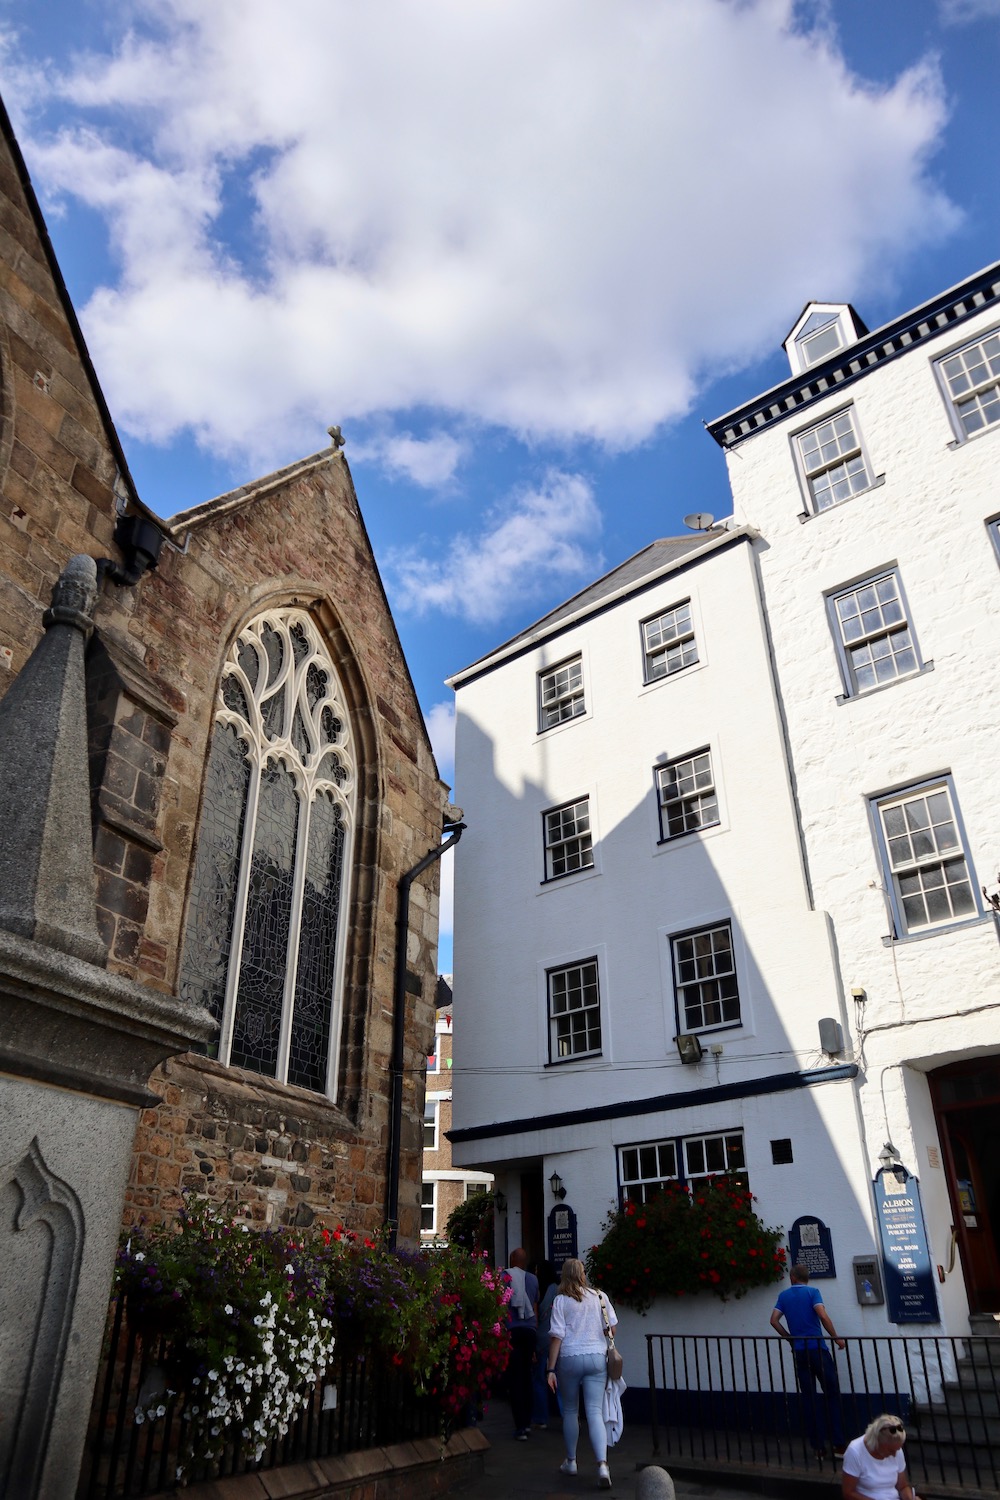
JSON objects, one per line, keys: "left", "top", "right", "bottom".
{"left": 388, "top": 470, "right": 602, "bottom": 625}
{"left": 424, "top": 700, "right": 456, "bottom": 783}
{"left": 939, "top": 0, "right": 1000, "bottom": 18}
{"left": 353, "top": 431, "right": 466, "bottom": 488}
{"left": 11, "top": 0, "right": 956, "bottom": 465}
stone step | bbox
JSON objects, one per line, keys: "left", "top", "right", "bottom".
{"left": 939, "top": 1380, "right": 1000, "bottom": 1416}
{"left": 959, "top": 1335, "right": 1000, "bottom": 1369}
{"left": 967, "top": 1314, "right": 1000, "bottom": 1339}
{"left": 907, "top": 1437, "right": 1000, "bottom": 1490}
{"left": 952, "top": 1361, "right": 1000, "bottom": 1391}
{"left": 911, "top": 1407, "right": 1000, "bottom": 1445}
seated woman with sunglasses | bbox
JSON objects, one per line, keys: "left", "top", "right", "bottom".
{"left": 842, "top": 1415, "right": 920, "bottom": 1500}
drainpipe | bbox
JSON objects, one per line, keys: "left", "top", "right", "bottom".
{"left": 385, "top": 810, "right": 466, "bottom": 1247}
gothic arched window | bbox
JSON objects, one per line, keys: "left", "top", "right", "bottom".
{"left": 180, "top": 609, "right": 357, "bottom": 1095}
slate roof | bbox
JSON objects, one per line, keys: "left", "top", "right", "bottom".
{"left": 449, "top": 529, "right": 737, "bottom": 685}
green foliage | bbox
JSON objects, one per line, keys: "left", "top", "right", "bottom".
{"left": 116, "top": 1198, "right": 511, "bottom": 1469}
{"left": 117, "top": 1197, "right": 335, "bottom": 1467}
{"left": 585, "top": 1176, "right": 786, "bottom": 1313}
{"left": 445, "top": 1189, "right": 495, "bottom": 1256}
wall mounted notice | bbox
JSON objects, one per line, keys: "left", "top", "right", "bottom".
{"left": 788, "top": 1215, "right": 836, "bottom": 1278}
{"left": 872, "top": 1168, "right": 938, "bottom": 1323}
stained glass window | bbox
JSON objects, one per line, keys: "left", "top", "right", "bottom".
{"left": 178, "top": 722, "right": 251, "bottom": 1039}
{"left": 179, "top": 609, "right": 357, "bottom": 1094}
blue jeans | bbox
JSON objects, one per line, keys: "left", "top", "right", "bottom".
{"left": 557, "top": 1350, "right": 607, "bottom": 1463}
{"left": 794, "top": 1346, "right": 845, "bottom": 1451}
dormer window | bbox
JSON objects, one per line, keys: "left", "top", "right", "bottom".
{"left": 784, "top": 302, "right": 868, "bottom": 376}
{"left": 798, "top": 312, "right": 844, "bottom": 367}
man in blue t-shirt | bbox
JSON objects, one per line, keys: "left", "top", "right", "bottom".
{"left": 770, "top": 1262, "right": 846, "bottom": 1457}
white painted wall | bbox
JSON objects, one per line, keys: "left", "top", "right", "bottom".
{"left": 723, "top": 299, "right": 1000, "bottom": 1328}
{"left": 451, "top": 535, "right": 890, "bottom": 1339}
{"left": 451, "top": 290, "right": 1000, "bottom": 1350}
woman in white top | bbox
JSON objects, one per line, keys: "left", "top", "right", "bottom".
{"left": 546, "top": 1258, "right": 617, "bottom": 1490}
{"left": 841, "top": 1414, "right": 921, "bottom": 1500}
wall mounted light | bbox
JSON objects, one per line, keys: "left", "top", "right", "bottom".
{"left": 878, "top": 1141, "right": 908, "bottom": 1185}
{"left": 549, "top": 1171, "right": 567, "bottom": 1201}
{"left": 494, "top": 1190, "right": 507, "bottom": 1213}
{"left": 675, "top": 1034, "right": 703, "bottom": 1065}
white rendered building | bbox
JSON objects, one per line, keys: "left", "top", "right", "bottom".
{"left": 448, "top": 260, "right": 1000, "bottom": 1371}
{"left": 708, "top": 260, "right": 1000, "bottom": 1331}
{"left": 447, "top": 530, "right": 879, "bottom": 1368}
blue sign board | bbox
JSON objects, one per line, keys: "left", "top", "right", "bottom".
{"left": 788, "top": 1215, "right": 836, "bottom": 1279}
{"left": 548, "top": 1204, "right": 578, "bottom": 1268}
{"left": 873, "top": 1169, "right": 938, "bottom": 1324}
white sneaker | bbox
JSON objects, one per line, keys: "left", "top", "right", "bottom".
{"left": 559, "top": 1458, "right": 578, "bottom": 1475}
{"left": 597, "top": 1461, "right": 612, "bottom": 1489}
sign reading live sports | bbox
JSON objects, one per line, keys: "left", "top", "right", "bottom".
{"left": 873, "top": 1168, "right": 939, "bottom": 1323}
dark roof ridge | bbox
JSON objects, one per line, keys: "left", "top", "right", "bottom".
{"left": 709, "top": 258, "right": 1000, "bottom": 448}
{"left": 448, "top": 526, "right": 744, "bottom": 687}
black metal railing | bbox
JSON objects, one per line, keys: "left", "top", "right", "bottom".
{"left": 80, "top": 1297, "right": 442, "bottom": 1499}
{"left": 645, "top": 1333, "right": 1000, "bottom": 1496}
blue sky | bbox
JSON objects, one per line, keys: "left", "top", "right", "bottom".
{"left": 5, "top": 0, "right": 1000, "bottom": 965}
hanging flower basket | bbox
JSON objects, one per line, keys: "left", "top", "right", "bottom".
{"left": 585, "top": 1175, "right": 786, "bottom": 1313}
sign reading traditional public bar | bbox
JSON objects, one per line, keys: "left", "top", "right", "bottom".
{"left": 872, "top": 1168, "right": 938, "bottom": 1323}
{"left": 548, "top": 1204, "right": 578, "bottom": 1267}
{"left": 787, "top": 1215, "right": 836, "bottom": 1278}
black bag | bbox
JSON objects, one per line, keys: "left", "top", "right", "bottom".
{"left": 599, "top": 1293, "right": 623, "bottom": 1381}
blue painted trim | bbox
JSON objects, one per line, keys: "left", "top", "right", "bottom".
{"left": 446, "top": 1063, "right": 859, "bottom": 1145}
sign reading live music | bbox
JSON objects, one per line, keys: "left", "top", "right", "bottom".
{"left": 873, "top": 1168, "right": 939, "bottom": 1323}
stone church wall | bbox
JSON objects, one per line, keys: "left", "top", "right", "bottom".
{"left": 0, "top": 113, "right": 446, "bottom": 1245}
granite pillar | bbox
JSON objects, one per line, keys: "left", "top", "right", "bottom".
{"left": 0, "top": 557, "right": 214, "bottom": 1499}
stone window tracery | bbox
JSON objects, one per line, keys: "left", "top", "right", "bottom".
{"left": 180, "top": 609, "right": 357, "bottom": 1094}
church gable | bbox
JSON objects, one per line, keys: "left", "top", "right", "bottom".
{"left": 0, "top": 104, "right": 140, "bottom": 687}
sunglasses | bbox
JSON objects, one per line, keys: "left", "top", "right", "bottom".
{"left": 881, "top": 1424, "right": 905, "bottom": 1435}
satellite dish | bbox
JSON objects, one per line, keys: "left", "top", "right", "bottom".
{"left": 683, "top": 512, "right": 715, "bottom": 531}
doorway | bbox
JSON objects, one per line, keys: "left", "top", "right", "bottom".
{"left": 931, "top": 1057, "right": 1000, "bottom": 1313}
{"left": 519, "top": 1168, "right": 545, "bottom": 1271}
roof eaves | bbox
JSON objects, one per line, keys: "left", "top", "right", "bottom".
{"left": 0, "top": 93, "right": 164, "bottom": 539}
{"left": 447, "top": 525, "right": 751, "bottom": 689}
{"left": 709, "top": 259, "right": 1000, "bottom": 449}
{"left": 165, "top": 447, "right": 339, "bottom": 533}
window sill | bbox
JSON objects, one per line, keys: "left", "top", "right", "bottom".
{"left": 639, "top": 659, "right": 703, "bottom": 693}
{"left": 544, "top": 1052, "right": 604, "bottom": 1069}
{"left": 680, "top": 1020, "right": 744, "bottom": 1039}
{"left": 946, "top": 424, "right": 999, "bottom": 451}
{"left": 539, "top": 864, "right": 599, "bottom": 889}
{"left": 536, "top": 711, "right": 590, "bottom": 738}
{"left": 881, "top": 912, "right": 991, "bottom": 947}
{"left": 797, "top": 473, "right": 886, "bottom": 523}
{"left": 835, "top": 660, "right": 934, "bottom": 704}
{"left": 656, "top": 820, "right": 723, "bottom": 848}
{"left": 180, "top": 1051, "right": 350, "bottom": 1125}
